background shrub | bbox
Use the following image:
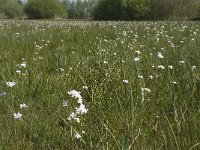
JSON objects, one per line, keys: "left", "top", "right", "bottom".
{"left": 0, "top": 0, "right": 23, "bottom": 19}
{"left": 121, "top": 0, "right": 151, "bottom": 20}
{"left": 24, "top": 0, "right": 67, "bottom": 19}
{"left": 91, "top": 0, "right": 122, "bottom": 20}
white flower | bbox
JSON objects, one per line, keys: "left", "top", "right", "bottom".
{"left": 13, "top": 112, "right": 22, "bottom": 119}
{"left": 82, "top": 86, "right": 88, "bottom": 90}
{"left": 157, "top": 52, "right": 164, "bottom": 59}
{"left": 68, "top": 112, "right": 80, "bottom": 122}
{"left": 6, "top": 82, "right": 16, "bottom": 87}
{"left": 75, "top": 132, "right": 81, "bottom": 139}
{"left": 134, "top": 57, "right": 140, "bottom": 62}
{"left": 138, "top": 75, "right": 143, "bottom": 79}
{"left": 135, "top": 51, "right": 141, "bottom": 55}
{"left": 172, "top": 81, "right": 178, "bottom": 85}
{"left": 68, "top": 112, "right": 77, "bottom": 119}
{"left": 179, "top": 61, "right": 186, "bottom": 64}
{"left": 16, "top": 70, "right": 21, "bottom": 74}
{"left": 20, "top": 103, "right": 28, "bottom": 109}
{"left": 192, "top": 66, "right": 197, "bottom": 71}
{"left": 142, "top": 88, "right": 151, "bottom": 93}
{"left": 82, "top": 130, "right": 85, "bottom": 134}
{"left": 168, "top": 65, "right": 173, "bottom": 69}
{"left": 63, "top": 101, "right": 68, "bottom": 107}
{"left": 149, "top": 75, "right": 154, "bottom": 79}
{"left": 59, "top": 68, "right": 64, "bottom": 72}
{"left": 20, "top": 62, "right": 27, "bottom": 68}
{"left": 76, "top": 104, "right": 88, "bottom": 115}
{"left": 68, "top": 90, "right": 83, "bottom": 104}
{"left": 158, "top": 65, "right": 165, "bottom": 70}
{"left": 123, "top": 80, "right": 129, "bottom": 84}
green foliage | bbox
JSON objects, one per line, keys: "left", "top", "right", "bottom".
{"left": 91, "top": 0, "right": 200, "bottom": 21}
{"left": 0, "top": 0, "right": 23, "bottom": 19}
{"left": 121, "top": 0, "right": 151, "bottom": 20}
{"left": 150, "top": 0, "right": 200, "bottom": 20}
{"left": 91, "top": 0, "right": 122, "bottom": 20}
{"left": 24, "top": 0, "right": 67, "bottom": 19}
{"left": 91, "top": 0, "right": 151, "bottom": 20}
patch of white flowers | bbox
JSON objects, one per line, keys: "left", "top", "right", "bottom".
{"left": 13, "top": 112, "right": 22, "bottom": 120}
{"left": 67, "top": 90, "right": 88, "bottom": 122}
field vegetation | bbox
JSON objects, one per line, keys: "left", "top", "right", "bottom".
{"left": 0, "top": 20, "right": 200, "bottom": 149}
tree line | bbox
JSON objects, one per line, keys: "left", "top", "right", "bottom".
{"left": 0, "top": 0, "right": 200, "bottom": 21}
{"left": 92, "top": 0, "right": 200, "bottom": 20}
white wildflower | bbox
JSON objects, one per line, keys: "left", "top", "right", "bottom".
{"left": 20, "top": 62, "right": 27, "bottom": 68}
{"left": 149, "top": 75, "right": 154, "bottom": 79}
{"left": 82, "top": 130, "right": 85, "bottom": 134}
{"left": 68, "top": 90, "right": 83, "bottom": 104}
{"left": 16, "top": 70, "right": 21, "bottom": 74}
{"left": 6, "top": 82, "right": 16, "bottom": 87}
{"left": 123, "top": 80, "right": 129, "bottom": 84}
{"left": 192, "top": 66, "right": 197, "bottom": 71}
{"left": 172, "top": 81, "right": 178, "bottom": 85}
{"left": 135, "top": 51, "right": 141, "bottom": 55}
{"left": 20, "top": 103, "right": 28, "bottom": 109}
{"left": 76, "top": 104, "right": 88, "bottom": 115}
{"left": 68, "top": 112, "right": 80, "bottom": 122}
{"left": 82, "top": 86, "right": 88, "bottom": 90}
{"left": 157, "top": 52, "right": 164, "bottom": 59}
{"left": 142, "top": 88, "right": 151, "bottom": 93}
{"left": 138, "top": 75, "right": 143, "bottom": 79}
{"left": 158, "top": 65, "right": 165, "bottom": 70}
{"left": 168, "top": 65, "right": 173, "bottom": 69}
{"left": 134, "top": 57, "right": 140, "bottom": 62}
{"left": 13, "top": 112, "right": 22, "bottom": 120}
{"left": 75, "top": 132, "right": 81, "bottom": 139}
{"left": 179, "top": 61, "right": 186, "bottom": 64}
{"left": 59, "top": 68, "right": 64, "bottom": 72}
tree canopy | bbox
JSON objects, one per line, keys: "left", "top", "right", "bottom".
{"left": 0, "top": 0, "right": 200, "bottom": 20}
{"left": 0, "top": 0, "right": 23, "bottom": 19}
{"left": 91, "top": 0, "right": 200, "bottom": 21}
{"left": 24, "top": 0, "right": 67, "bottom": 19}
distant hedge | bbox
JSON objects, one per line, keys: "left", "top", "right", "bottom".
{"left": 24, "top": 0, "right": 67, "bottom": 19}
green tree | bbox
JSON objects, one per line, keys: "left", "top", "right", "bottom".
{"left": 91, "top": 0, "right": 122, "bottom": 20}
{"left": 24, "top": 0, "right": 67, "bottom": 19}
{"left": 121, "top": 0, "right": 151, "bottom": 20}
{"left": 0, "top": 0, "right": 23, "bottom": 19}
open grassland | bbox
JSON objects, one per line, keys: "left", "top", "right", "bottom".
{"left": 0, "top": 20, "right": 200, "bottom": 149}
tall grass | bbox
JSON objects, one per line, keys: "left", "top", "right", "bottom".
{"left": 0, "top": 20, "right": 199, "bottom": 149}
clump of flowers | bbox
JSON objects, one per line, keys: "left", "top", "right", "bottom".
{"left": 67, "top": 90, "right": 88, "bottom": 122}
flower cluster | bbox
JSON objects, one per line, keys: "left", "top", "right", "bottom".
{"left": 67, "top": 90, "right": 88, "bottom": 123}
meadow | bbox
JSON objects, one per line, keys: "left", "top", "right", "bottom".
{"left": 0, "top": 20, "right": 199, "bottom": 149}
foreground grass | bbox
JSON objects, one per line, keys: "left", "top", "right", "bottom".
{"left": 0, "top": 20, "right": 200, "bottom": 149}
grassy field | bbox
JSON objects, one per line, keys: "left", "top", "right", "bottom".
{"left": 0, "top": 20, "right": 200, "bottom": 149}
